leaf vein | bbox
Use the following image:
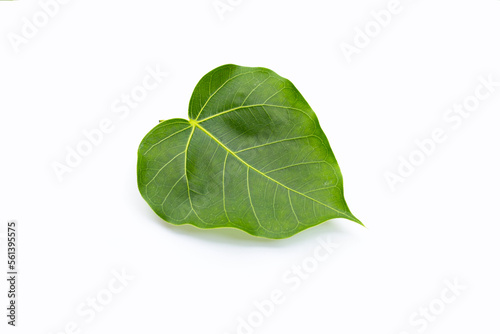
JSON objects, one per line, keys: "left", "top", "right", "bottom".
{"left": 195, "top": 123, "right": 351, "bottom": 219}
{"left": 194, "top": 70, "right": 259, "bottom": 121}
{"left": 197, "top": 104, "right": 313, "bottom": 123}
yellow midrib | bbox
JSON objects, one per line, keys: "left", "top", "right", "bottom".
{"left": 191, "top": 122, "right": 350, "bottom": 218}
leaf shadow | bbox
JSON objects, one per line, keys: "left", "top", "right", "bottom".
{"left": 147, "top": 209, "right": 353, "bottom": 248}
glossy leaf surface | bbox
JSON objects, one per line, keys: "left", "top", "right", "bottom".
{"left": 138, "top": 64, "right": 361, "bottom": 239}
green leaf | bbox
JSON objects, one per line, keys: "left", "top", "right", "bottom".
{"left": 137, "top": 64, "right": 362, "bottom": 239}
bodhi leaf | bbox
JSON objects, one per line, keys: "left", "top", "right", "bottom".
{"left": 137, "top": 64, "right": 362, "bottom": 239}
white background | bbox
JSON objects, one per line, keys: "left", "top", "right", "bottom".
{"left": 1, "top": 0, "right": 499, "bottom": 333}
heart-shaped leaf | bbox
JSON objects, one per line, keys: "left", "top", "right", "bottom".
{"left": 137, "top": 64, "right": 361, "bottom": 239}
